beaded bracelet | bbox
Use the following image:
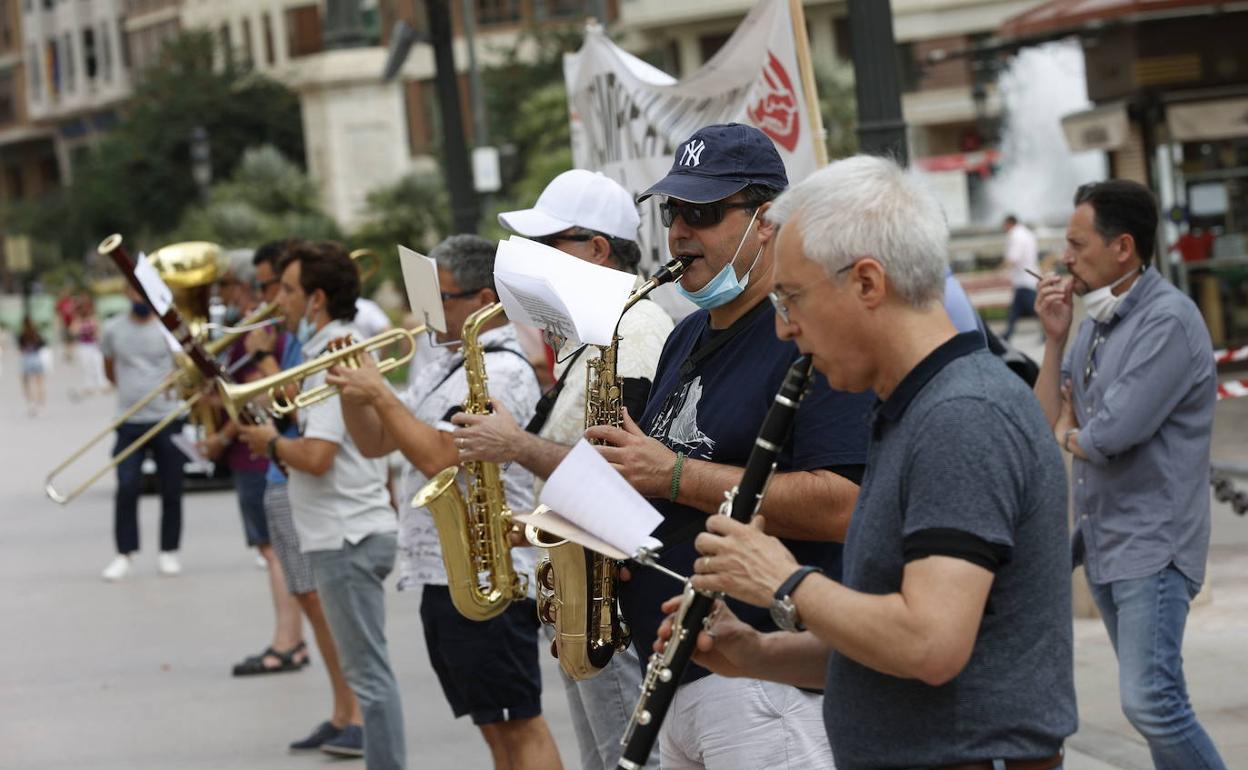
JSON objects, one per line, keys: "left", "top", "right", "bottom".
{"left": 669, "top": 451, "right": 686, "bottom": 502}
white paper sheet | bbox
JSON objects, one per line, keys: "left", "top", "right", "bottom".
{"left": 494, "top": 236, "right": 636, "bottom": 346}
{"left": 513, "top": 506, "right": 630, "bottom": 561}
{"left": 537, "top": 438, "right": 663, "bottom": 557}
{"left": 170, "top": 432, "right": 207, "bottom": 464}
{"left": 133, "top": 252, "right": 173, "bottom": 316}
{"left": 398, "top": 245, "right": 447, "bottom": 334}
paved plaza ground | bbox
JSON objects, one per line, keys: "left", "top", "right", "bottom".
{"left": 2, "top": 321, "right": 1247, "bottom": 770}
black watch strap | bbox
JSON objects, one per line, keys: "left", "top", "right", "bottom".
{"left": 266, "top": 436, "right": 281, "bottom": 463}
{"left": 775, "top": 565, "right": 822, "bottom": 602}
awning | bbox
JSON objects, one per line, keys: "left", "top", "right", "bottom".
{"left": 1167, "top": 96, "right": 1248, "bottom": 141}
{"left": 1000, "top": 0, "right": 1221, "bottom": 41}
{"left": 1061, "top": 101, "right": 1130, "bottom": 151}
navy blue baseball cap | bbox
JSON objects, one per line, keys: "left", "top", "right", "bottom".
{"left": 637, "top": 123, "right": 789, "bottom": 204}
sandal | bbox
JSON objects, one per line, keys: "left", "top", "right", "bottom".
{"left": 231, "top": 641, "right": 309, "bottom": 676}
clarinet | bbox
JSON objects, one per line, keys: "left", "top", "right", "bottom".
{"left": 616, "top": 354, "right": 815, "bottom": 769}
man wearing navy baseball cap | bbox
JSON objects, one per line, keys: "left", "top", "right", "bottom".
{"left": 591, "top": 123, "right": 874, "bottom": 769}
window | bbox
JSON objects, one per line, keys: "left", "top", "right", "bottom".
{"left": 46, "top": 38, "right": 58, "bottom": 100}
{"left": 0, "top": 72, "right": 15, "bottom": 125}
{"left": 475, "top": 0, "right": 520, "bottom": 26}
{"left": 82, "top": 27, "right": 97, "bottom": 81}
{"left": 285, "top": 4, "right": 321, "bottom": 58}
{"left": 241, "top": 16, "right": 253, "bottom": 66}
{"left": 219, "top": 22, "right": 233, "bottom": 66}
{"left": 0, "top": 0, "right": 13, "bottom": 49}
{"left": 63, "top": 31, "right": 74, "bottom": 93}
{"left": 262, "top": 12, "right": 274, "bottom": 65}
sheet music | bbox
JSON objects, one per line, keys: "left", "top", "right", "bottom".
{"left": 538, "top": 439, "right": 663, "bottom": 557}
{"left": 494, "top": 272, "right": 577, "bottom": 342}
{"left": 398, "top": 245, "right": 447, "bottom": 333}
{"left": 132, "top": 252, "right": 173, "bottom": 316}
{"left": 494, "top": 236, "right": 635, "bottom": 346}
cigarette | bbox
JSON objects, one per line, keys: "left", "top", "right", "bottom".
{"left": 1025, "top": 268, "right": 1045, "bottom": 281}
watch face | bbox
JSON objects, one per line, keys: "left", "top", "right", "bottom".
{"left": 770, "top": 597, "right": 798, "bottom": 632}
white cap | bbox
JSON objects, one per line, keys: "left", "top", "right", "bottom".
{"left": 498, "top": 169, "right": 640, "bottom": 242}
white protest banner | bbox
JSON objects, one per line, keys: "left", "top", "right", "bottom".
{"left": 564, "top": 0, "right": 824, "bottom": 271}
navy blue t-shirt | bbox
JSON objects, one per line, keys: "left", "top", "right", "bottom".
{"left": 620, "top": 300, "right": 873, "bottom": 685}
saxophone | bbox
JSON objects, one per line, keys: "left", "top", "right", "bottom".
{"left": 531, "top": 257, "right": 689, "bottom": 680}
{"left": 411, "top": 302, "right": 527, "bottom": 621}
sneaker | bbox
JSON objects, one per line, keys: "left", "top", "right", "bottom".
{"left": 289, "top": 721, "right": 342, "bottom": 751}
{"left": 101, "top": 555, "right": 132, "bottom": 582}
{"left": 157, "top": 551, "right": 182, "bottom": 576}
{"left": 319, "top": 724, "right": 364, "bottom": 758}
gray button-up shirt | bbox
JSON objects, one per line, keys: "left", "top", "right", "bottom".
{"left": 1063, "top": 268, "right": 1216, "bottom": 586}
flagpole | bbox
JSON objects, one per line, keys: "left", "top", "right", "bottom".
{"left": 788, "top": 0, "right": 828, "bottom": 167}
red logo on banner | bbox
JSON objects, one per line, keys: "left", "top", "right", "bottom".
{"left": 747, "top": 52, "right": 800, "bottom": 152}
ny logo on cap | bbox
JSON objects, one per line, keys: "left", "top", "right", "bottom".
{"left": 679, "top": 139, "right": 706, "bottom": 168}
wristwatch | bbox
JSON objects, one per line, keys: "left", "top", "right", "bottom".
{"left": 266, "top": 435, "right": 281, "bottom": 463}
{"left": 770, "top": 566, "right": 822, "bottom": 632}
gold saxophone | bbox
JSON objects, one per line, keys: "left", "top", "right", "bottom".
{"left": 532, "top": 257, "right": 689, "bottom": 680}
{"left": 411, "top": 302, "right": 528, "bottom": 621}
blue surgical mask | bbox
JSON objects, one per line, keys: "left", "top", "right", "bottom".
{"left": 677, "top": 208, "right": 764, "bottom": 310}
{"left": 295, "top": 316, "right": 315, "bottom": 344}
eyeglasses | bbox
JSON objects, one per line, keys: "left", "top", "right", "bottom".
{"left": 768, "top": 263, "right": 857, "bottom": 324}
{"left": 440, "top": 288, "right": 484, "bottom": 301}
{"left": 659, "top": 199, "right": 755, "bottom": 228}
{"left": 533, "top": 232, "right": 595, "bottom": 248}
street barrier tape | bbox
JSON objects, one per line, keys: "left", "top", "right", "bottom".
{"left": 1217, "top": 378, "right": 1248, "bottom": 401}
{"left": 1214, "top": 346, "right": 1248, "bottom": 366}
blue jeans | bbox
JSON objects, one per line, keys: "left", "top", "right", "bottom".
{"left": 1003, "top": 287, "right": 1037, "bottom": 341}
{"left": 113, "top": 420, "right": 185, "bottom": 554}
{"left": 309, "top": 534, "right": 406, "bottom": 770}
{"left": 1089, "top": 565, "right": 1227, "bottom": 770}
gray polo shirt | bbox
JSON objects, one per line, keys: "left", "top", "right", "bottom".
{"left": 1062, "top": 268, "right": 1216, "bottom": 586}
{"left": 824, "top": 334, "right": 1076, "bottom": 769}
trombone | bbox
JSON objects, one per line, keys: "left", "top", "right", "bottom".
{"left": 217, "top": 326, "right": 424, "bottom": 422}
{"left": 44, "top": 300, "right": 280, "bottom": 505}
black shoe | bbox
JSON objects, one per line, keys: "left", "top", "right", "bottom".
{"left": 319, "top": 724, "right": 364, "bottom": 758}
{"left": 289, "top": 720, "right": 342, "bottom": 751}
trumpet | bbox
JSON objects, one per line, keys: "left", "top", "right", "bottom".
{"left": 44, "top": 300, "right": 280, "bottom": 505}
{"left": 216, "top": 326, "right": 422, "bottom": 421}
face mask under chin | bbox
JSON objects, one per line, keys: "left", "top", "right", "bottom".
{"left": 677, "top": 208, "right": 763, "bottom": 310}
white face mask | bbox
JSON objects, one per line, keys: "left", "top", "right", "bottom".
{"left": 1082, "top": 267, "right": 1141, "bottom": 323}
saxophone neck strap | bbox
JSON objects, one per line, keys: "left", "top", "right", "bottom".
{"left": 524, "top": 344, "right": 589, "bottom": 435}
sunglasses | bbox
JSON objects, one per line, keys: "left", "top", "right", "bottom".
{"left": 533, "top": 232, "right": 595, "bottom": 248}
{"left": 659, "top": 199, "right": 755, "bottom": 228}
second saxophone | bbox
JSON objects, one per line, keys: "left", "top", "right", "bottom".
{"left": 413, "top": 302, "right": 528, "bottom": 621}
{"left": 530, "top": 257, "right": 689, "bottom": 680}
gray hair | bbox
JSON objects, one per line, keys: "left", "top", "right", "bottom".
{"left": 431, "top": 234, "right": 498, "bottom": 294}
{"left": 224, "top": 248, "right": 257, "bottom": 287}
{"left": 766, "top": 155, "right": 948, "bottom": 308}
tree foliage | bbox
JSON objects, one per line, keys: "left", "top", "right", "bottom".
{"left": 352, "top": 168, "right": 452, "bottom": 289}
{"left": 169, "top": 146, "right": 340, "bottom": 247}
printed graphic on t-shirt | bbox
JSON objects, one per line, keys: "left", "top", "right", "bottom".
{"left": 648, "top": 375, "right": 716, "bottom": 457}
